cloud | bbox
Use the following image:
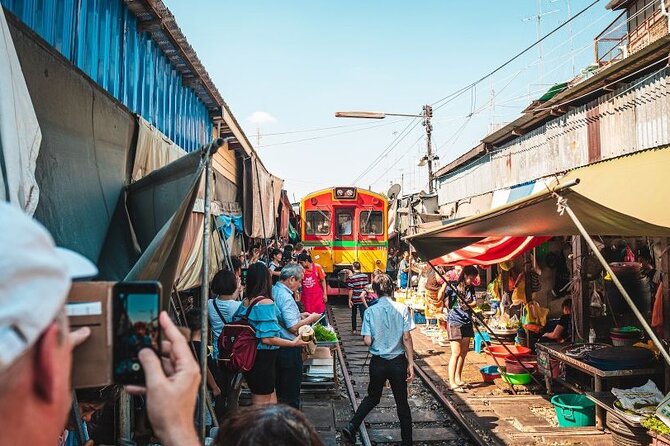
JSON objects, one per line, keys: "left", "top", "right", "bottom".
{"left": 247, "top": 111, "right": 277, "bottom": 124}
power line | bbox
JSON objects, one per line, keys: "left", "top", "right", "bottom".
{"left": 351, "top": 118, "right": 422, "bottom": 184}
{"left": 257, "top": 118, "right": 410, "bottom": 148}
{"left": 430, "top": 0, "right": 601, "bottom": 111}
{"left": 259, "top": 117, "right": 409, "bottom": 137}
{"left": 369, "top": 133, "right": 425, "bottom": 188}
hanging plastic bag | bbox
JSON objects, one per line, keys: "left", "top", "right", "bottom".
{"left": 522, "top": 301, "right": 549, "bottom": 327}
{"left": 624, "top": 245, "right": 636, "bottom": 263}
{"left": 590, "top": 288, "right": 603, "bottom": 308}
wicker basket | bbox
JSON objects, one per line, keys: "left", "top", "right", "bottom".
{"left": 650, "top": 432, "right": 670, "bottom": 446}
{"left": 607, "top": 414, "right": 651, "bottom": 446}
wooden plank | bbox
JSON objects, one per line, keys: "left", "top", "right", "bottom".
{"left": 212, "top": 149, "right": 237, "bottom": 184}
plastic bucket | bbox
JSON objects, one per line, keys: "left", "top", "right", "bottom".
{"left": 504, "top": 354, "right": 537, "bottom": 374}
{"left": 501, "top": 372, "right": 531, "bottom": 385}
{"left": 479, "top": 365, "right": 500, "bottom": 383}
{"left": 551, "top": 394, "right": 595, "bottom": 427}
{"left": 483, "top": 345, "right": 531, "bottom": 365}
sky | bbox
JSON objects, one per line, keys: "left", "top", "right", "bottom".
{"left": 162, "top": 0, "right": 618, "bottom": 200}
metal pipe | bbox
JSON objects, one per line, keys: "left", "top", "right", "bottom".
{"left": 556, "top": 195, "right": 670, "bottom": 367}
{"left": 199, "top": 140, "right": 215, "bottom": 441}
{"left": 426, "top": 261, "right": 543, "bottom": 386}
{"left": 118, "top": 390, "right": 132, "bottom": 441}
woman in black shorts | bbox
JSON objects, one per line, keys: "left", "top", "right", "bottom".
{"left": 445, "top": 266, "right": 479, "bottom": 393}
{"left": 236, "top": 262, "right": 307, "bottom": 405}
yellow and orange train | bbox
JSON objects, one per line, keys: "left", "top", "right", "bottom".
{"left": 300, "top": 187, "right": 388, "bottom": 295}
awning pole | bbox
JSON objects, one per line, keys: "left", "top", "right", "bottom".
{"left": 556, "top": 195, "right": 670, "bottom": 367}
{"left": 199, "top": 138, "right": 224, "bottom": 442}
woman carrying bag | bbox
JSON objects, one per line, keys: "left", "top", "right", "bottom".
{"left": 235, "top": 262, "right": 308, "bottom": 405}
{"left": 445, "top": 266, "right": 479, "bottom": 392}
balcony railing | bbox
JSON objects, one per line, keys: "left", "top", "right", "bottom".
{"left": 594, "top": 10, "right": 629, "bottom": 67}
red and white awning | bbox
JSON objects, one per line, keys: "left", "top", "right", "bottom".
{"left": 431, "top": 236, "right": 550, "bottom": 266}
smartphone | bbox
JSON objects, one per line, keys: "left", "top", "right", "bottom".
{"left": 113, "top": 281, "right": 162, "bottom": 385}
{"left": 241, "top": 267, "right": 248, "bottom": 286}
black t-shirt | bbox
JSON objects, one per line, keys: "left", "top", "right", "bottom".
{"left": 557, "top": 314, "right": 572, "bottom": 340}
{"left": 191, "top": 340, "right": 225, "bottom": 387}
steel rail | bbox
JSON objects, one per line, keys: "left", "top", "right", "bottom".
{"left": 412, "top": 362, "right": 490, "bottom": 446}
{"left": 328, "top": 306, "right": 372, "bottom": 446}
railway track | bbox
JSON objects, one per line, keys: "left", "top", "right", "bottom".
{"left": 329, "top": 304, "right": 489, "bottom": 446}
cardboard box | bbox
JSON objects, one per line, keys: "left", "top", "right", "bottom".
{"left": 67, "top": 282, "right": 113, "bottom": 389}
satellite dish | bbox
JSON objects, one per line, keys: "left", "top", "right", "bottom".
{"left": 387, "top": 184, "right": 401, "bottom": 201}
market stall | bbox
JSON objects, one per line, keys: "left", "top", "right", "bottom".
{"left": 406, "top": 148, "right": 670, "bottom": 439}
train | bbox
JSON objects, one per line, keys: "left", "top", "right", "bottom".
{"left": 299, "top": 187, "right": 388, "bottom": 295}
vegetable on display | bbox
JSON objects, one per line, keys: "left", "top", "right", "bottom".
{"left": 641, "top": 416, "right": 670, "bottom": 435}
{"left": 314, "top": 325, "right": 338, "bottom": 342}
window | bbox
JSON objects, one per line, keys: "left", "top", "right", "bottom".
{"left": 360, "top": 211, "right": 383, "bottom": 235}
{"left": 305, "top": 211, "right": 330, "bottom": 235}
{"left": 336, "top": 211, "right": 353, "bottom": 236}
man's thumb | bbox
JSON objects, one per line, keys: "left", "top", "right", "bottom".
{"left": 138, "top": 348, "right": 165, "bottom": 386}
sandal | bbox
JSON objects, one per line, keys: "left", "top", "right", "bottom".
{"left": 449, "top": 385, "right": 468, "bottom": 393}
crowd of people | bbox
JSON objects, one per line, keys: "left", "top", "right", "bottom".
{"left": 0, "top": 202, "right": 421, "bottom": 445}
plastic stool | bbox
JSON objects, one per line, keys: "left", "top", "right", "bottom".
{"left": 474, "top": 331, "right": 490, "bottom": 353}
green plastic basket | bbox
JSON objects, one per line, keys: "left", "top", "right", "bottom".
{"left": 551, "top": 394, "right": 595, "bottom": 427}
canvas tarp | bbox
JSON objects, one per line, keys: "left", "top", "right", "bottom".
{"left": 175, "top": 212, "right": 225, "bottom": 291}
{"left": 277, "top": 190, "right": 292, "bottom": 239}
{"left": 408, "top": 148, "right": 670, "bottom": 261}
{"left": 0, "top": 4, "right": 41, "bottom": 214}
{"left": 243, "top": 156, "right": 282, "bottom": 238}
{"left": 131, "top": 116, "right": 186, "bottom": 182}
{"left": 98, "top": 150, "right": 204, "bottom": 309}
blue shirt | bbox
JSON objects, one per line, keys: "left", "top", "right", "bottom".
{"left": 272, "top": 282, "right": 302, "bottom": 341}
{"left": 208, "top": 299, "right": 241, "bottom": 359}
{"left": 361, "top": 296, "right": 415, "bottom": 360}
{"left": 234, "top": 301, "right": 282, "bottom": 350}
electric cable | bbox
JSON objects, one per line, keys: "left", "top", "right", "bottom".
{"left": 430, "top": 0, "right": 602, "bottom": 111}
{"left": 259, "top": 117, "right": 409, "bottom": 137}
{"left": 351, "top": 118, "right": 422, "bottom": 184}
{"left": 257, "top": 117, "right": 411, "bottom": 148}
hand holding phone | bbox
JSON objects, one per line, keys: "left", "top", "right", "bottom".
{"left": 125, "top": 311, "right": 200, "bottom": 446}
{"left": 113, "top": 281, "right": 162, "bottom": 385}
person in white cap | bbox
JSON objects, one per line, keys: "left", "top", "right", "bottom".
{"left": 0, "top": 202, "right": 201, "bottom": 445}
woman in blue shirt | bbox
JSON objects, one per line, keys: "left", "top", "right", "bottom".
{"left": 236, "top": 262, "right": 308, "bottom": 405}
{"left": 445, "top": 266, "right": 479, "bottom": 392}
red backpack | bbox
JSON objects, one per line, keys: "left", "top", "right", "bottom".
{"left": 216, "top": 296, "right": 266, "bottom": 373}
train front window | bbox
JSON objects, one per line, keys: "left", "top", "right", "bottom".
{"left": 360, "top": 211, "right": 383, "bottom": 235}
{"left": 305, "top": 211, "right": 330, "bottom": 235}
{"left": 336, "top": 211, "right": 353, "bottom": 236}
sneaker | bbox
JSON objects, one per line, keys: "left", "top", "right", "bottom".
{"left": 341, "top": 423, "right": 357, "bottom": 443}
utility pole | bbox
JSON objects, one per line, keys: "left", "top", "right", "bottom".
{"left": 422, "top": 104, "right": 435, "bottom": 194}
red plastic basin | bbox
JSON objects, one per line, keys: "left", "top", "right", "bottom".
{"left": 504, "top": 354, "right": 537, "bottom": 374}
{"left": 483, "top": 345, "right": 531, "bottom": 361}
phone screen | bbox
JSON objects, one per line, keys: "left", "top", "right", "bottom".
{"left": 113, "top": 282, "right": 161, "bottom": 385}
{"left": 241, "top": 268, "right": 248, "bottom": 286}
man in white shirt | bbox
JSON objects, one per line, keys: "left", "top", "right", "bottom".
{"left": 342, "top": 274, "right": 415, "bottom": 446}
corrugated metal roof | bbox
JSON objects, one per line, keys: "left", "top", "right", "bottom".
{"left": 1, "top": 0, "right": 216, "bottom": 151}
{"left": 438, "top": 67, "right": 670, "bottom": 204}
{"left": 482, "top": 34, "right": 670, "bottom": 148}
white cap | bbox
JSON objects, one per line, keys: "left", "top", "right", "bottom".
{"left": 0, "top": 202, "right": 98, "bottom": 372}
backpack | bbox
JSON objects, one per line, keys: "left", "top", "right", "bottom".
{"left": 216, "top": 296, "right": 266, "bottom": 373}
